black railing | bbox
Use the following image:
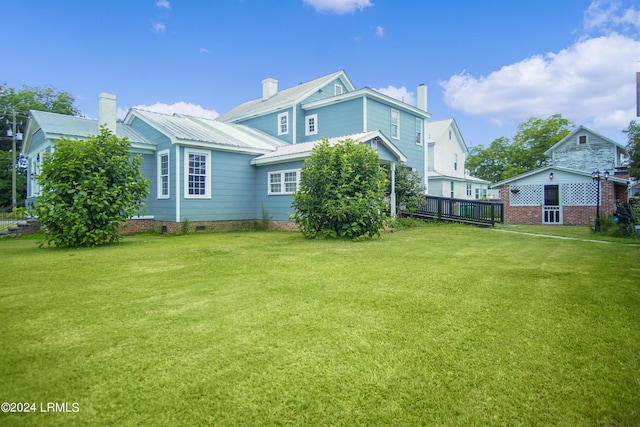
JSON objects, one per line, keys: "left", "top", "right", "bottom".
{"left": 406, "top": 195, "right": 503, "bottom": 226}
{"left": 0, "top": 206, "right": 25, "bottom": 233}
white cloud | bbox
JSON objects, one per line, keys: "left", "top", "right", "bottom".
{"left": 375, "top": 85, "right": 415, "bottom": 106}
{"left": 199, "top": 47, "right": 210, "bottom": 54}
{"left": 151, "top": 21, "right": 166, "bottom": 32}
{"left": 584, "top": 0, "right": 640, "bottom": 35}
{"left": 155, "top": 0, "right": 170, "bottom": 9}
{"left": 120, "top": 102, "right": 219, "bottom": 120}
{"left": 440, "top": 34, "right": 640, "bottom": 134}
{"left": 303, "top": 0, "right": 373, "bottom": 14}
{"left": 375, "top": 26, "right": 384, "bottom": 37}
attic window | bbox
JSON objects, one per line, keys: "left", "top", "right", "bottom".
{"left": 335, "top": 84, "right": 343, "bottom": 96}
{"left": 579, "top": 135, "right": 587, "bottom": 144}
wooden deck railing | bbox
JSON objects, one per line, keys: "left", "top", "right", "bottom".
{"left": 405, "top": 195, "right": 504, "bottom": 227}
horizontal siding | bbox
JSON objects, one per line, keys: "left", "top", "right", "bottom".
{"left": 129, "top": 117, "right": 173, "bottom": 149}
{"left": 179, "top": 150, "right": 257, "bottom": 221}
{"left": 300, "top": 98, "right": 363, "bottom": 142}
{"left": 366, "top": 98, "right": 424, "bottom": 178}
{"left": 303, "top": 77, "right": 350, "bottom": 104}
{"left": 239, "top": 108, "right": 293, "bottom": 144}
{"left": 255, "top": 160, "right": 305, "bottom": 221}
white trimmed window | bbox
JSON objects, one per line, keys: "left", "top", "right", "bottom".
{"left": 391, "top": 109, "right": 399, "bottom": 139}
{"left": 415, "top": 117, "right": 423, "bottom": 145}
{"left": 184, "top": 149, "right": 211, "bottom": 198}
{"left": 305, "top": 114, "right": 318, "bottom": 136}
{"left": 269, "top": 169, "right": 300, "bottom": 195}
{"left": 454, "top": 153, "right": 458, "bottom": 171}
{"left": 579, "top": 135, "right": 587, "bottom": 144}
{"left": 335, "top": 84, "right": 343, "bottom": 95}
{"left": 157, "top": 150, "right": 170, "bottom": 199}
{"left": 466, "top": 183, "right": 472, "bottom": 197}
{"left": 278, "top": 112, "right": 289, "bottom": 135}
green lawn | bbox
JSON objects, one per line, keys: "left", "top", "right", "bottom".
{"left": 1, "top": 225, "right": 639, "bottom": 426}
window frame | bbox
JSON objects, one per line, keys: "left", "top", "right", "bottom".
{"left": 184, "top": 148, "right": 211, "bottom": 199}
{"left": 334, "top": 84, "right": 343, "bottom": 96}
{"left": 578, "top": 135, "right": 587, "bottom": 144}
{"left": 277, "top": 112, "right": 289, "bottom": 136}
{"left": 466, "top": 183, "right": 472, "bottom": 197}
{"left": 305, "top": 114, "right": 318, "bottom": 136}
{"left": 415, "top": 117, "right": 423, "bottom": 145}
{"left": 268, "top": 169, "right": 301, "bottom": 195}
{"left": 157, "top": 149, "right": 170, "bottom": 199}
{"left": 391, "top": 109, "right": 400, "bottom": 140}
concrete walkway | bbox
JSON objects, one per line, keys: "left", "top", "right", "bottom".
{"left": 493, "top": 228, "right": 640, "bottom": 246}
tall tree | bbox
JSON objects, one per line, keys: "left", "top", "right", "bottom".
{"left": 465, "top": 114, "right": 574, "bottom": 182}
{"left": 511, "top": 114, "right": 573, "bottom": 170}
{"left": 465, "top": 137, "right": 514, "bottom": 183}
{"left": 0, "top": 83, "right": 79, "bottom": 207}
{"left": 623, "top": 120, "right": 640, "bottom": 181}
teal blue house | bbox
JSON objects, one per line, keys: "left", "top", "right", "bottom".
{"left": 22, "top": 70, "right": 430, "bottom": 230}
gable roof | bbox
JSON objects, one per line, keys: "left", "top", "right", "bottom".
{"left": 490, "top": 165, "right": 628, "bottom": 188}
{"left": 426, "top": 118, "right": 468, "bottom": 153}
{"left": 22, "top": 110, "right": 155, "bottom": 154}
{"left": 544, "top": 125, "right": 627, "bottom": 156}
{"left": 250, "top": 130, "right": 407, "bottom": 166}
{"left": 301, "top": 87, "right": 430, "bottom": 119}
{"left": 125, "top": 109, "right": 286, "bottom": 154}
{"left": 215, "top": 70, "right": 356, "bottom": 123}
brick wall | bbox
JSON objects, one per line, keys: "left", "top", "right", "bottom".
{"left": 119, "top": 218, "right": 297, "bottom": 234}
{"left": 498, "top": 182, "right": 618, "bottom": 226}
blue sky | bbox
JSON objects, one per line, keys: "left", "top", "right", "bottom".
{"left": 2, "top": 0, "right": 640, "bottom": 147}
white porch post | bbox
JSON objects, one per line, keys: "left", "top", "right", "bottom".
{"left": 390, "top": 162, "right": 397, "bottom": 217}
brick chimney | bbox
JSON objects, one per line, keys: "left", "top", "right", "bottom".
{"left": 417, "top": 84, "right": 428, "bottom": 112}
{"left": 98, "top": 93, "right": 117, "bottom": 133}
{"left": 262, "top": 78, "right": 278, "bottom": 101}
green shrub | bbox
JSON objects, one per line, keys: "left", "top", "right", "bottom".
{"left": 33, "top": 127, "right": 149, "bottom": 247}
{"left": 292, "top": 138, "right": 388, "bottom": 239}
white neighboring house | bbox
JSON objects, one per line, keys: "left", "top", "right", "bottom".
{"left": 425, "top": 119, "right": 490, "bottom": 200}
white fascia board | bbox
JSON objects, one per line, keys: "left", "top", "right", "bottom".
{"left": 360, "top": 130, "right": 407, "bottom": 162}
{"left": 251, "top": 152, "right": 308, "bottom": 166}
{"left": 302, "top": 89, "right": 431, "bottom": 119}
{"left": 175, "top": 139, "right": 273, "bottom": 155}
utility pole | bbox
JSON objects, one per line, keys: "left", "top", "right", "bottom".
{"left": 11, "top": 110, "right": 17, "bottom": 208}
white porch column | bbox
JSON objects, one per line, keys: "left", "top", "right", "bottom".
{"left": 390, "top": 162, "right": 397, "bottom": 217}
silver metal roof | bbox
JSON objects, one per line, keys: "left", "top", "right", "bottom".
{"left": 127, "top": 109, "right": 286, "bottom": 153}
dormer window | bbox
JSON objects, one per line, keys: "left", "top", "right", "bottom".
{"left": 334, "top": 84, "right": 343, "bottom": 96}
{"left": 579, "top": 135, "right": 587, "bottom": 144}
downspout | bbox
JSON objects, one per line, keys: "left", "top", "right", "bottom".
{"left": 390, "top": 162, "right": 396, "bottom": 217}
{"left": 292, "top": 106, "right": 297, "bottom": 144}
{"left": 424, "top": 133, "right": 428, "bottom": 195}
{"left": 175, "top": 145, "right": 181, "bottom": 222}
{"left": 363, "top": 96, "right": 368, "bottom": 132}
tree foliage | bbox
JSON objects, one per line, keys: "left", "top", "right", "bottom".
{"left": 0, "top": 83, "right": 79, "bottom": 208}
{"left": 623, "top": 120, "right": 640, "bottom": 181}
{"left": 466, "top": 114, "right": 574, "bottom": 182}
{"left": 392, "top": 166, "right": 425, "bottom": 214}
{"left": 33, "top": 128, "right": 149, "bottom": 247}
{"left": 292, "top": 138, "right": 388, "bottom": 239}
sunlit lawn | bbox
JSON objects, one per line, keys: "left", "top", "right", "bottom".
{"left": 1, "top": 224, "right": 639, "bottom": 426}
